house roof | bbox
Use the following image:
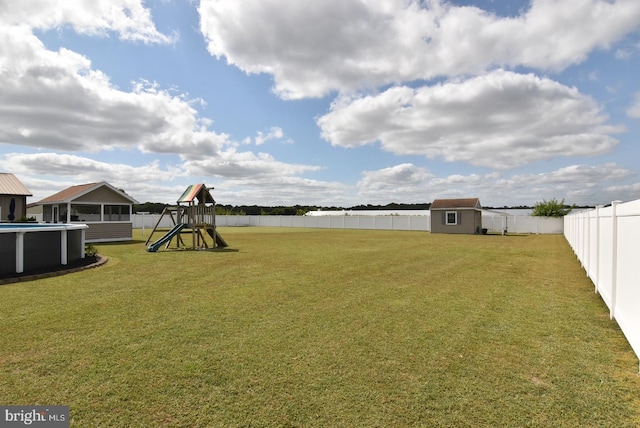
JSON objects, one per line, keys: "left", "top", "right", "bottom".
{"left": 38, "top": 182, "right": 139, "bottom": 204}
{"left": 430, "top": 198, "right": 481, "bottom": 210}
{"left": 0, "top": 173, "right": 32, "bottom": 196}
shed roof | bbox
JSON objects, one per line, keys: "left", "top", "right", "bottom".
{"left": 430, "top": 198, "right": 481, "bottom": 210}
{"left": 38, "top": 182, "right": 138, "bottom": 204}
{"left": 0, "top": 173, "right": 32, "bottom": 196}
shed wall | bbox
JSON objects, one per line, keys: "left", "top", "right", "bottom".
{"left": 430, "top": 210, "right": 482, "bottom": 234}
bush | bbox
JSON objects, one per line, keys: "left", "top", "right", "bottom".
{"left": 532, "top": 198, "right": 573, "bottom": 217}
{"left": 85, "top": 243, "right": 98, "bottom": 257}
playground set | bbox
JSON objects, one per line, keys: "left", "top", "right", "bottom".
{"left": 145, "top": 184, "right": 228, "bottom": 252}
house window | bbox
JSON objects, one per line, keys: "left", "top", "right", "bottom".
{"left": 446, "top": 211, "right": 458, "bottom": 225}
{"left": 104, "top": 205, "right": 130, "bottom": 221}
{"left": 71, "top": 204, "right": 100, "bottom": 222}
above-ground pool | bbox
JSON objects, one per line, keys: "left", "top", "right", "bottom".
{"left": 0, "top": 223, "right": 89, "bottom": 276}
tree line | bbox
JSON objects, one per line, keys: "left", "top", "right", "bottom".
{"left": 133, "top": 199, "right": 583, "bottom": 217}
{"left": 132, "top": 202, "right": 434, "bottom": 216}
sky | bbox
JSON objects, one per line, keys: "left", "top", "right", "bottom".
{"left": 1, "top": 0, "right": 639, "bottom": 207}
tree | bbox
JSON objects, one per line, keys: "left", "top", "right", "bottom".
{"left": 531, "top": 198, "right": 573, "bottom": 217}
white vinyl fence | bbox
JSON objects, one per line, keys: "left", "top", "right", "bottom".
{"left": 132, "top": 213, "right": 563, "bottom": 234}
{"left": 564, "top": 200, "right": 640, "bottom": 364}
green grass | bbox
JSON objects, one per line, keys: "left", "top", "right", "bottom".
{"left": 1, "top": 228, "right": 639, "bottom": 427}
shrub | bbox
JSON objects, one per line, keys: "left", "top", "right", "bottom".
{"left": 85, "top": 243, "right": 98, "bottom": 257}
{"left": 532, "top": 198, "right": 573, "bottom": 217}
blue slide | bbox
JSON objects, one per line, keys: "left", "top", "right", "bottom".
{"left": 147, "top": 223, "right": 187, "bottom": 252}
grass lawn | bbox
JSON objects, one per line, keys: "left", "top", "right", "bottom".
{"left": 1, "top": 228, "right": 639, "bottom": 427}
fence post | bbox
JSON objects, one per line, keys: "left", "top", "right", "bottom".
{"left": 594, "top": 205, "right": 603, "bottom": 294}
{"left": 586, "top": 210, "right": 591, "bottom": 276}
{"left": 610, "top": 201, "right": 621, "bottom": 320}
{"left": 582, "top": 211, "right": 588, "bottom": 268}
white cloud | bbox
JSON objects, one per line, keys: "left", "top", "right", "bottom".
{"left": 0, "top": 152, "right": 186, "bottom": 201}
{"left": 318, "top": 70, "right": 622, "bottom": 169}
{"left": 603, "top": 183, "right": 640, "bottom": 203}
{"left": 0, "top": 0, "right": 174, "bottom": 44}
{"left": 214, "top": 176, "right": 351, "bottom": 207}
{"left": 356, "top": 163, "right": 637, "bottom": 206}
{"left": 182, "top": 149, "right": 321, "bottom": 179}
{"left": 0, "top": 152, "right": 177, "bottom": 181}
{"left": 0, "top": 27, "right": 226, "bottom": 156}
{"left": 5, "top": 152, "right": 637, "bottom": 207}
{"left": 357, "top": 164, "right": 433, "bottom": 198}
{"left": 0, "top": 24, "right": 320, "bottom": 183}
{"left": 627, "top": 93, "right": 640, "bottom": 118}
{"left": 615, "top": 48, "right": 633, "bottom": 60}
{"left": 254, "top": 127, "right": 284, "bottom": 145}
{"left": 1, "top": 151, "right": 333, "bottom": 205}
{"left": 199, "top": 0, "right": 640, "bottom": 99}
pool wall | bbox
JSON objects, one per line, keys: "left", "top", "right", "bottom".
{"left": 0, "top": 224, "right": 88, "bottom": 276}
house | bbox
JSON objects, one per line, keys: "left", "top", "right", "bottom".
{"left": 0, "top": 173, "right": 32, "bottom": 222}
{"left": 38, "top": 182, "right": 139, "bottom": 242}
{"left": 430, "top": 198, "right": 482, "bottom": 234}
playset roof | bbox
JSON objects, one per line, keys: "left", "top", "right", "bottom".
{"left": 177, "top": 184, "right": 215, "bottom": 204}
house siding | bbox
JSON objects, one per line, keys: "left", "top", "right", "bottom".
{"left": 85, "top": 222, "right": 133, "bottom": 242}
{"left": 0, "top": 195, "right": 27, "bottom": 221}
{"left": 74, "top": 187, "right": 133, "bottom": 204}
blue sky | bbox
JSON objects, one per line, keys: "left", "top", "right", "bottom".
{"left": 1, "top": 0, "right": 639, "bottom": 207}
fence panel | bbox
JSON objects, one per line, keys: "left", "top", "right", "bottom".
{"left": 597, "top": 208, "right": 614, "bottom": 310}
{"left": 587, "top": 210, "right": 598, "bottom": 284}
{"left": 133, "top": 213, "right": 561, "bottom": 234}
{"left": 329, "top": 216, "right": 346, "bottom": 229}
{"left": 391, "top": 216, "right": 410, "bottom": 230}
{"left": 343, "top": 216, "right": 360, "bottom": 229}
{"left": 356, "top": 216, "right": 377, "bottom": 230}
{"left": 481, "top": 215, "right": 563, "bottom": 234}
{"left": 564, "top": 200, "right": 640, "bottom": 364}
{"left": 614, "top": 201, "right": 640, "bottom": 358}
{"left": 374, "top": 216, "right": 392, "bottom": 230}
{"left": 409, "top": 216, "right": 430, "bottom": 231}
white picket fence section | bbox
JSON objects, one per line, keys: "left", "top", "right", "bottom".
{"left": 132, "top": 213, "right": 563, "bottom": 234}
{"left": 564, "top": 200, "right": 640, "bottom": 364}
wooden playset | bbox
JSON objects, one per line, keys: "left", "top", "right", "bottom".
{"left": 145, "top": 184, "right": 228, "bottom": 252}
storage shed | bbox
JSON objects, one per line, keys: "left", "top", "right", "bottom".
{"left": 38, "top": 182, "right": 139, "bottom": 242}
{"left": 430, "top": 198, "right": 482, "bottom": 234}
{"left": 0, "top": 173, "right": 32, "bottom": 222}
